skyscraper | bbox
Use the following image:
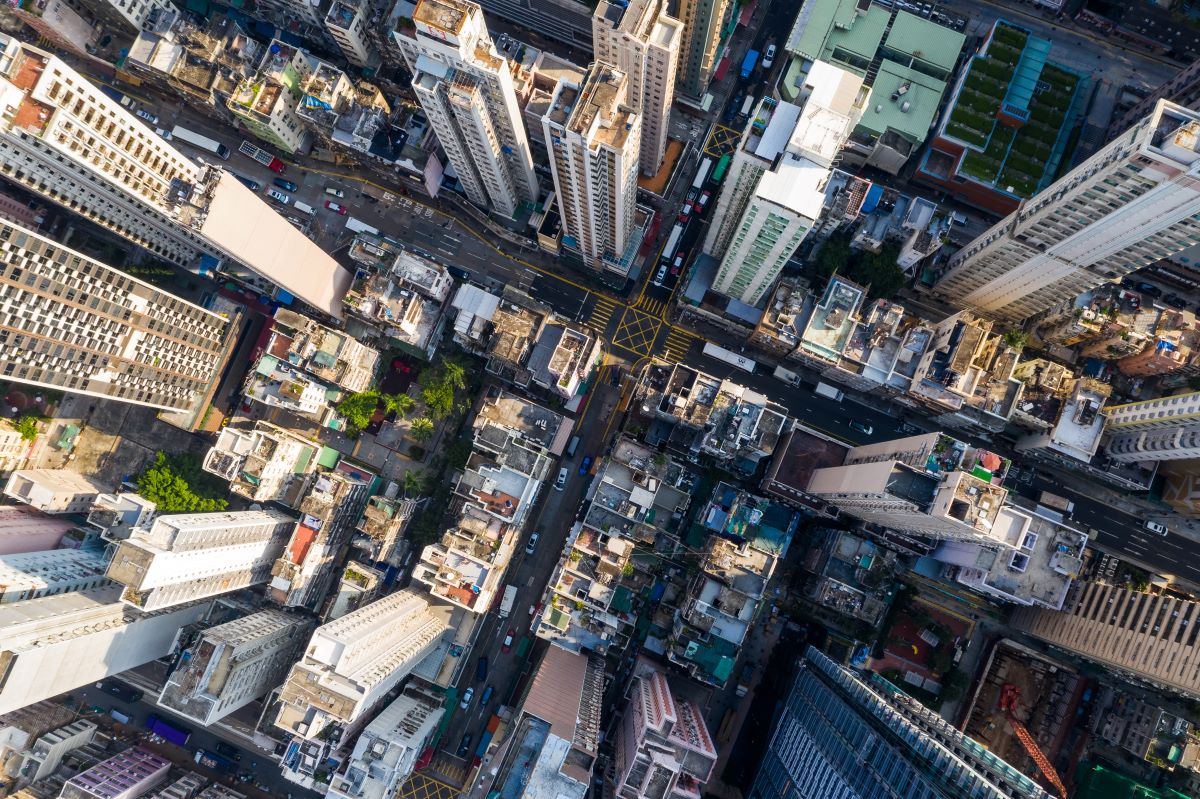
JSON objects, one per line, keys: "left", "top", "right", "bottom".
{"left": 0, "top": 548, "right": 109, "bottom": 604}
{"left": 676, "top": 0, "right": 733, "bottom": 100}
{"left": 749, "top": 646, "right": 1050, "bottom": 799}
{"left": 705, "top": 63, "right": 862, "bottom": 304}
{"left": 0, "top": 35, "right": 351, "bottom": 318}
{"left": 393, "top": 0, "right": 538, "bottom": 217}
{"left": 105, "top": 510, "right": 296, "bottom": 611}
{"left": 1101, "top": 390, "right": 1200, "bottom": 463}
{"left": 542, "top": 63, "right": 642, "bottom": 277}
{"left": 0, "top": 219, "right": 231, "bottom": 412}
{"left": 592, "top": 0, "right": 681, "bottom": 176}
{"left": 933, "top": 100, "right": 1200, "bottom": 323}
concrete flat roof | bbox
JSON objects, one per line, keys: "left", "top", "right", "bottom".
{"left": 884, "top": 11, "right": 965, "bottom": 72}
{"left": 201, "top": 172, "right": 351, "bottom": 318}
{"left": 756, "top": 156, "right": 828, "bottom": 220}
{"left": 857, "top": 61, "right": 947, "bottom": 142}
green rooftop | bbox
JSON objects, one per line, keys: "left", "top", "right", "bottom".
{"left": 857, "top": 62, "right": 947, "bottom": 142}
{"left": 791, "top": 0, "right": 862, "bottom": 63}
{"left": 881, "top": 11, "right": 966, "bottom": 78}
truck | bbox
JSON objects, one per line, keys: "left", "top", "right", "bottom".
{"left": 98, "top": 85, "right": 133, "bottom": 108}
{"left": 773, "top": 365, "right": 801, "bottom": 386}
{"left": 109, "top": 710, "right": 131, "bottom": 725}
{"left": 473, "top": 714, "right": 502, "bottom": 766}
{"left": 171, "top": 126, "right": 230, "bottom": 159}
{"left": 95, "top": 679, "right": 144, "bottom": 703}
{"left": 739, "top": 94, "right": 755, "bottom": 118}
{"left": 345, "top": 217, "right": 380, "bottom": 235}
{"left": 702, "top": 341, "right": 756, "bottom": 373}
{"left": 194, "top": 750, "right": 235, "bottom": 773}
{"left": 1038, "top": 490, "right": 1074, "bottom": 515}
{"left": 498, "top": 585, "right": 518, "bottom": 619}
{"left": 691, "top": 157, "right": 713, "bottom": 191}
{"left": 238, "top": 140, "right": 286, "bottom": 173}
{"left": 145, "top": 715, "right": 191, "bottom": 746}
{"left": 293, "top": 201, "right": 316, "bottom": 216}
{"left": 740, "top": 49, "right": 760, "bottom": 80}
{"left": 814, "top": 382, "right": 844, "bottom": 402}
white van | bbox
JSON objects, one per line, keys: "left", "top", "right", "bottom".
{"left": 555, "top": 467, "right": 568, "bottom": 491}
{"left": 293, "top": 201, "right": 316, "bottom": 216}
{"left": 325, "top": 187, "right": 345, "bottom": 198}
{"left": 266, "top": 188, "right": 289, "bottom": 204}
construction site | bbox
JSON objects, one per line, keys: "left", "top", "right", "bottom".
{"left": 962, "top": 639, "right": 1086, "bottom": 798}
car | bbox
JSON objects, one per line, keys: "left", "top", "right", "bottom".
{"left": 686, "top": 187, "right": 699, "bottom": 207}
{"left": 678, "top": 207, "right": 691, "bottom": 223}
{"left": 214, "top": 742, "right": 242, "bottom": 761}
{"left": 501, "top": 629, "right": 515, "bottom": 653}
{"left": 1137, "top": 282, "right": 1163, "bottom": 298}
{"left": 763, "top": 44, "right": 776, "bottom": 69}
{"left": 325, "top": 187, "right": 345, "bottom": 198}
{"left": 697, "top": 190, "right": 711, "bottom": 211}
{"left": 849, "top": 420, "right": 873, "bottom": 435}
{"left": 460, "top": 687, "right": 475, "bottom": 709}
{"left": 654, "top": 265, "right": 668, "bottom": 285}
{"left": 135, "top": 109, "right": 158, "bottom": 124}
{"left": 480, "top": 685, "right": 495, "bottom": 706}
{"left": 671, "top": 253, "right": 685, "bottom": 275}
{"left": 525, "top": 531, "right": 540, "bottom": 556}
{"left": 325, "top": 201, "right": 347, "bottom": 215}
{"left": 1164, "top": 293, "right": 1188, "bottom": 309}
{"left": 273, "top": 178, "right": 298, "bottom": 192}
{"left": 555, "top": 466, "right": 568, "bottom": 491}
{"left": 266, "top": 188, "right": 289, "bottom": 204}
{"left": 579, "top": 455, "right": 593, "bottom": 476}
{"left": 154, "top": 128, "right": 172, "bottom": 140}
{"left": 457, "top": 734, "right": 473, "bottom": 758}
{"left": 476, "top": 656, "right": 488, "bottom": 682}
{"left": 1146, "top": 520, "right": 1168, "bottom": 535}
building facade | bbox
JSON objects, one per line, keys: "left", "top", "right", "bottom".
{"left": 0, "top": 507, "right": 75, "bottom": 554}
{"left": 158, "top": 608, "right": 312, "bottom": 725}
{"left": 676, "top": 0, "right": 732, "bottom": 100}
{"left": 543, "top": 63, "right": 641, "bottom": 276}
{"left": 934, "top": 101, "right": 1200, "bottom": 323}
{"left": 749, "top": 646, "right": 1050, "bottom": 799}
{"left": 592, "top": 0, "right": 681, "bottom": 177}
{"left": 0, "top": 549, "right": 109, "bottom": 604}
{"left": 1102, "top": 390, "right": 1200, "bottom": 463}
{"left": 393, "top": 0, "right": 539, "bottom": 217}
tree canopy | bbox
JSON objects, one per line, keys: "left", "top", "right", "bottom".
{"left": 813, "top": 233, "right": 906, "bottom": 300}
{"left": 419, "top": 356, "right": 469, "bottom": 421}
{"left": 136, "top": 452, "right": 229, "bottom": 513}
{"left": 7, "top": 413, "right": 40, "bottom": 442}
{"left": 335, "top": 390, "right": 382, "bottom": 436}
{"left": 410, "top": 417, "right": 435, "bottom": 443}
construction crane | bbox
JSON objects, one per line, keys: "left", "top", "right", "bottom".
{"left": 997, "top": 684, "right": 1068, "bottom": 799}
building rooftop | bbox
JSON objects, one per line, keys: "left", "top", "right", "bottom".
{"left": 799, "top": 277, "right": 866, "bottom": 364}
{"left": 858, "top": 62, "right": 947, "bottom": 143}
{"left": 567, "top": 64, "right": 635, "bottom": 151}
{"left": 475, "top": 390, "right": 568, "bottom": 452}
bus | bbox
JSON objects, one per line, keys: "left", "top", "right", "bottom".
{"left": 691, "top": 157, "right": 713, "bottom": 191}
{"left": 171, "top": 126, "right": 230, "bottom": 159}
{"left": 145, "top": 714, "right": 191, "bottom": 746}
{"left": 702, "top": 342, "right": 756, "bottom": 373}
{"left": 712, "top": 153, "right": 731, "bottom": 183}
{"left": 661, "top": 223, "right": 684, "bottom": 263}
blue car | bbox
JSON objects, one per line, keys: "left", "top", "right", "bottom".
{"left": 579, "top": 455, "right": 592, "bottom": 476}
{"left": 273, "top": 178, "right": 299, "bottom": 192}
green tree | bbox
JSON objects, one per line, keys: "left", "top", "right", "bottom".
{"left": 442, "top": 359, "right": 466, "bottom": 391}
{"left": 814, "top": 233, "right": 853, "bottom": 278}
{"left": 851, "top": 245, "right": 905, "bottom": 299}
{"left": 8, "top": 414, "right": 40, "bottom": 441}
{"left": 402, "top": 469, "right": 424, "bottom": 496}
{"left": 421, "top": 382, "right": 455, "bottom": 421}
{"left": 385, "top": 393, "right": 416, "bottom": 417}
{"left": 136, "top": 452, "right": 228, "bottom": 512}
{"left": 1002, "top": 330, "right": 1028, "bottom": 351}
{"left": 335, "top": 390, "right": 381, "bottom": 435}
{"left": 410, "top": 416, "right": 435, "bottom": 443}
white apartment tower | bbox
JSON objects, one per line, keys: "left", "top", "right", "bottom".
{"left": 0, "top": 549, "right": 109, "bottom": 604}
{"left": 0, "top": 586, "right": 212, "bottom": 714}
{"left": 1101, "top": 390, "right": 1200, "bottom": 463}
{"left": 73, "top": 0, "right": 174, "bottom": 34}
{"left": 592, "top": 0, "right": 681, "bottom": 176}
{"left": 274, "top": 590, "right": 452, "bottom": 739}
{"left": 543, "top": 63, "right": 642, "bottom": 276}
{"left": 325, "top": 1, "right": 381, "bottom": 69}
{"left": 0, "top": 220, "right": 231, "bottom": 412}
{"left": 394, "top": 0, "right": 538, "bottom": 217}
{"left": 106, "top": 509, "right": 296, "bottom": 611}
{"left": 158, "top": 609, "right": 313, "bottom": 726}
{"left": 705, "top": 63, "right": 862, "bottom": 305}
{"left": 935, "top": 100, "right": 1200, "bottom": 323}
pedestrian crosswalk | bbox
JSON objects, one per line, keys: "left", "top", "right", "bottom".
{"left": 428, "top": 755, "right": 466, "bottom": 786}
{"left": 661, "top": 327, "right": 697, "bottom": 362}
{"left": 636, "top": 296, "right": 667, "bottom": 316}
{"left": 588, "top": 294, "right": 621, "bottom": 331}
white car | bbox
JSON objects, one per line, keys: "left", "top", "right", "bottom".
{"left": 135, "top": 109, "right": 158, "bottom": 124}
{"left": 1146, "top": 520, "right": 1168, "bottom": 535}
{"left": 460, "top": 686, "right": 474, "bottom": 709}
{"left": 555, "top": 466, "right": 568, "bottom": 491}
{"left": 763, "top": 44, "right": 777, "bottom": 69}
{"left": 154, "top": 128, "right": 172, "bottom": 140}
{"left": 266, "top": 188, "right": 290, "bottom": 204}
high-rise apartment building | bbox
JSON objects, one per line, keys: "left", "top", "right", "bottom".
{"left": 0, "top": 220, "right": 232, "bottom": 412}
{"left": 676, "top": 0, "right": 732, "bottom": 100}
{"left": 0, "top": 586, "right": 212, "bottom": 714}
{"left": 615, "top": 666, "right": 717, "bottom": 799}
{"left": 3, "top": 469, "right": 104, "bottom": 514}
{"left": 0, "top": 506, "right": 76, "bottom": 554}
{"left": 592, "top": 0, "right": 681, "bottom": 176}
{"left": 933, "top": 100, "right": 1200, "bottom": 323}
{"left": 393, "top": 0, "right": 538, "bottom": 217}
{"left": 750, "top": 646, "right": 1050, "bottom": 799}
{"left": 1013, "top": 582, "right": 1200, "bottom": 699}
{"left": 325, "top": 1, "right": 381, "bottom": 69}
{"left": 0, "top": 35, "right": 350, "bottom": 318}
{"left": 274, "top": 590, "right": 451, "bottom": 739}
{"left": 1101, "top": 390, "right": 1200, "bottom": 463}
{"left": 72, "top": 0, "right": 173, "bottom": 35}
{"left": 1110, "top": 59, "right": 1200, "bottom": 139}
{"left": 706, "top": 64, "right": 862, "bottom": 304}
{"left": 158, "top": 608, "right": 312, "bottom": 726}
{"left": 0, "top": 549, "right": 109, "bottom": 604}
{"left": 106, "top": 509, "right": 295, "bottom": 611}
{"left": 543, "top": 63, "right": 642, "bottom": 277}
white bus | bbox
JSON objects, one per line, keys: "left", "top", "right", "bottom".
{"left": 702, "top": 341, "right": 756, "bottom": 373}
{"left": 692, "top": 157, "right": 713, "bottom": 191}
{"left": 345, "top": 217, "right": 380, "bottom": 235}
{"left": 171, "top": 125, "right": 230, "bottom": 159}
{"left": 661, "top": 223, "right": 684, "bottom": 263}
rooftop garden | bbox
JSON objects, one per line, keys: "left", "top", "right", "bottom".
{"left": 943, "top": 24, "right": 1027, "bottom": 147}
{"left": 997, "top": 63, "right": 1079, "bottom": 196}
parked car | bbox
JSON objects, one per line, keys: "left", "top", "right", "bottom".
{"left": 501, "top": 629, "right": 515, "bottom": 653}
{"left": 457, "top": 734, "right": 472, "bottom": 758}
{"left": 214, "top": 742, "right": 242, "bottom": 761}
{"left": 325, "top": 187, "right": 345, "bottom": 198}
{"left": 579, "top": 455, "right": 593, "bottom": 476}
{"left": 670, "top": 253, "right": 684, "bottom": 275}
{"left": 1146, "top": 520, "right": 1168, "bottom": 535}
{"left": 460, "top": 687, "right": 475, "bottom": 709}
{"left": 525, "top": 531, "right": 540, "bottom": 556}
{"left": 135, "top": 109, "right": 158, "bottom": 124}
{"left": 273, "top": 178, "right": 298, "bottom": 192}
{"left": 480, "top": 685, "right": 495, "bottom": 705}
{"left": 555, "top": 467, "right": 568, "bottom": 491}
{"left": 849, "top": 420, "right": 873, "bottom": 435}
{"left": 476, "top": 657, "right": 488, "bottom": 682}
{"left": 763, "top": 44, "right": 776, "bottom": 69}
{"left": 325, "top": 201, "right": 347, "bottom": 215}
{"left": 154, "top": 128, "right": 172, "bottom": 140}
{"left": 266, "top": 188, "right": 289, "bottom": 204}
{"left": 1137, "top": 282, "right": 1163, "bottom": 298}
{"left": 654, "top": 265, "right": 668, "bottom": 285}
